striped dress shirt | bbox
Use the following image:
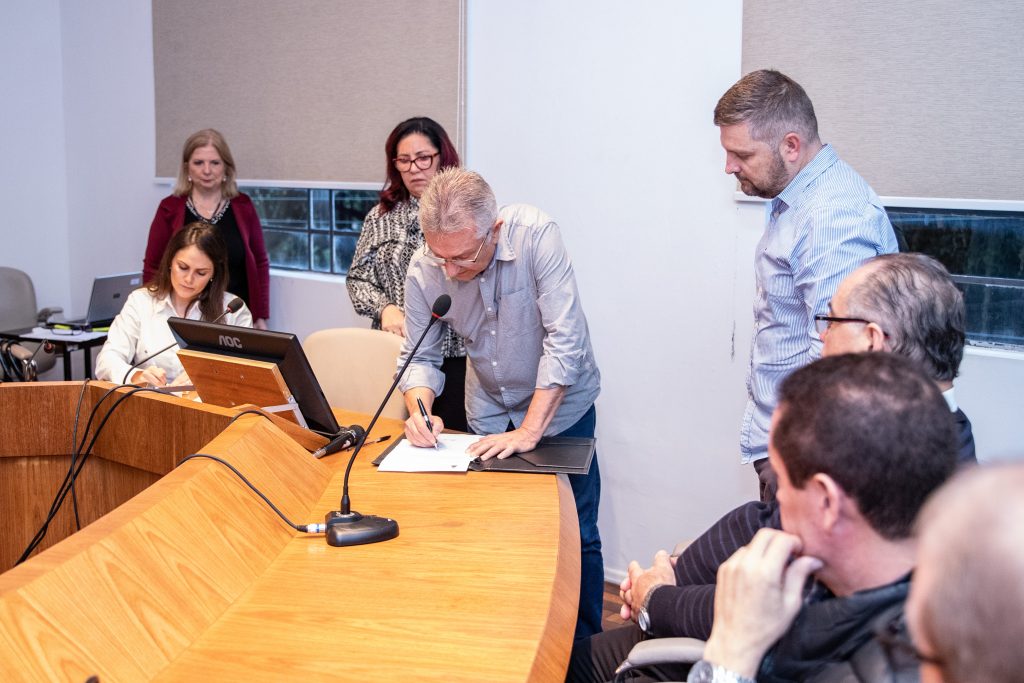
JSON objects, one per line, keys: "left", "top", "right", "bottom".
{"left": 741, "top": 144, "right": 897, "bottom": 464}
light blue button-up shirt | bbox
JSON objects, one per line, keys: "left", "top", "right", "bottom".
{"left": 399, "top": 204, "right": 601, "bottom": 436}
{"left": 741, "top": 144, "right": 897, "bottom": 463}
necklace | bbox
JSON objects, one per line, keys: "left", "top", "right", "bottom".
{"left": 187, "top": 194, "right": 231, "bottom": 224}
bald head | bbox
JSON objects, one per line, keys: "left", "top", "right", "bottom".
{"left": 909, "top": 464, "right": 1024, "bottom": 682}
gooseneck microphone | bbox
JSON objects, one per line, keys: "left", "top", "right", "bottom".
{"left": 312, "top": 424, "right": 366, "bottom": 459}
{"left": 121, "top": 296, "right": 243, "bottom": 384}
{"left": 324, "top": 293, "right": 452, "bottom": 547}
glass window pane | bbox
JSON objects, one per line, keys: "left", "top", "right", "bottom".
{"left": 959, "top": 281, "right": 1024, "bottom": 347}
{"left": 333, "top": 233, "right": 360, "bottom": 275}
{"left": 244, "top": 187, "right": 309, "bottom": 231}
{"left": 311, "top": 189, "right": 332, "bottom": 231}
{"left": 888, "top": 207, "right": 1024, "bottom": 348}
{"left": 333, "top": 189, "right": 380, "bottom": 233}
{"left": 312, "top": 233, "right": 332, "bottom": 272}
{"left": 265, "top": 228, "right": 309, "bottom": 270}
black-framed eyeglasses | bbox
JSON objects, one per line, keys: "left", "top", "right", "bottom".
{"left": 874, "top": 611, "right": 944, "bottom": 671}
{"left": 813, "top": 314, "right": 873, "bottom": 335}
{"left": 393, "top": 152, "right": 439, "bottom": 173}
{"left": 421, "top": 231, "right": 492, "bottom": 269}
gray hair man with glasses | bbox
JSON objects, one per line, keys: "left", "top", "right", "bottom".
{"left": 397, "top": 167, "right": 605, "bottom": 640}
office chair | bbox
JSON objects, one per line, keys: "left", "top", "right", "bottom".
{"left": 612, "top": 637, "right": 705, "bottom": 682}
{"left": 303, "top": 327, "right": 408, "bottom": 420}
{"left": 0, "top": 267, "right": 61, "bottom": 380}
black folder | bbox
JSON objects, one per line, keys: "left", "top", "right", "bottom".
{"left": 372, "top": 435, "right": 596, "bottom": 475}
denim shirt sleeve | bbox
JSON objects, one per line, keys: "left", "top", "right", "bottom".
{"left": 531, "top": 221, "right": 589, "bottom": 389}
{"left": 396, "top": 256, "right": 446, "bottom": 398}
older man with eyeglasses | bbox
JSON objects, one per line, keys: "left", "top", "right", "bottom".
{"left": 397, "top": 167, "right": 604, "bottom": 640}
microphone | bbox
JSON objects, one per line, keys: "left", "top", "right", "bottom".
{"left": 324, "top": 293, "right": 451, "bottom": 547}
{"left": 121, "top": 296, "right": 244, "bottom": 384}
{"left": 312, "top": 424, "right": 366, "bottom": 459}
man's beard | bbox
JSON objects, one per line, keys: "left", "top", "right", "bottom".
{"left": 736, "top": 152, "right": 789, "bottom": 199}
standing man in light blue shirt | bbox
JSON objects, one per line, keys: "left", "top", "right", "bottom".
{"left": 398, "top": 167, "right": 604, "bottom": 640}
{"left": 714, "top": 69, "right": 897, "bottom": 499}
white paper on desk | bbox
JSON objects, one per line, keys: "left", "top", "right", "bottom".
{"left": 377, "top": 433, "right": 481, "bottom": 472}
{"left": 29, "top": 327, "right": 107, "bottom": 342}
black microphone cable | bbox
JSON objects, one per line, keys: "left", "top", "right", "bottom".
{"left": 17, "top": 384, "right": 162, "bottom": 564}
{"left": 177, "top": 454, "right": 327, "bottom": 534}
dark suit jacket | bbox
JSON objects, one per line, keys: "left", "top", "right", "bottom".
{"left": 647, "top": 409, "right": 976, "bottom": 638}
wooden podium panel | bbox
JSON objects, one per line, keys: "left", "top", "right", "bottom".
{"left": 0, "top": 383, "right": 580, "bottom": 681}
{"left": 0, "top": 382, "right": 239, "bottom": 569}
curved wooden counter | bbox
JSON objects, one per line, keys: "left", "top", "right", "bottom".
{"left": 0, "top": 382, "right": 580, "bottom": 681}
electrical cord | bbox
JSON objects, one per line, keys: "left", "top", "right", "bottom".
{"left": 69, "top": 378, "right": 92, "bottom": 530}
{"left": 17, "top": 385, "right": 160, "bottom": 564}
{"left": 178, "top": 454, "right": 326, "bottom": 533}
{"left": 227, "top": 409, "right": 273, "bottom": 426}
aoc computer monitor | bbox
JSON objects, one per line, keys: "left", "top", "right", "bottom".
{"left": 167, "top": 317, "right": 341, "bottom": 436}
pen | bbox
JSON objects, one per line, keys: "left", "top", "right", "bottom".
{"left": 416, "top": 397, "right": 439, "bottom": 449}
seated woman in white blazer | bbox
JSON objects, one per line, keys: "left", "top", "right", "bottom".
{"left": 96, "top": 222, "right": 252, "bottom": 386}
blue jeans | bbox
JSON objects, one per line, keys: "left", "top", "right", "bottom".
{"left": 559, "top": 405, "right": 604, "bottom": 641}
{"left": 504, "top": 405, "right": 603, "bottom": 640}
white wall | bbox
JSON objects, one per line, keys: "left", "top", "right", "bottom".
{"left": 7, "top": 0, "right": 1022, "bottom": 582}
{"left": 60, "top": 0, "right": 166, "bottom": 317}
{"left": 466, "top": 1, "right": 755, "bottom": 579}
{"left": 1, "top": 0, "right": 71, "bottom": 310}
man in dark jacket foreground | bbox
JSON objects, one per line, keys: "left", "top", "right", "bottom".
{"left": 569, "top": 353, "right": 958, "bottom": 682}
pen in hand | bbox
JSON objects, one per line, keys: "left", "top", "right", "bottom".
{"left": 416, "top": 397, "right": 439, "bottom": 449}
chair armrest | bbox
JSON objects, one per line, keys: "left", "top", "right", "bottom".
{"left": 613, "top": 637, "right": 706, "bottom": 682}
{"left": 37, "top": 306, "right": 63, "bottom": 324}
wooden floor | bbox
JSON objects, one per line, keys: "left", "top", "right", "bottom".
{"left": 602, "top": 581, "right": 629, "bottom": 631}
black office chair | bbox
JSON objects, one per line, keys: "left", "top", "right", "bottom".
{"left": 0, "top": 266, "right": 62, "bottom": 381}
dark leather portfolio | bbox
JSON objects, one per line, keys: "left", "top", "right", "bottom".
{"left": 372, "top": 436, "right": 596, "bottom": 475}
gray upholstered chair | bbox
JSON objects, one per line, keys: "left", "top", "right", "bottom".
{"left": 302, "top": 327, "right": 408, "bottom": 420}
{"left": 0, "top": 266, "right": 61, "bottom": 379}
{"left": 612, "top": 637, "right": 705, "bottom": 682}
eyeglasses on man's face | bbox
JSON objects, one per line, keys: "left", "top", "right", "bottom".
{"left": 393, "top": 152, "right": 439, "bottom": 173}
{"left": 421, "top": 232, "right": 492, "bottom": 269}
{"left": 813, "top": 314, "right": 873, "bottom": 335}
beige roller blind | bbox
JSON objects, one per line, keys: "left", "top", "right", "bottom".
{"left": 742, "top": 0, "right": 1024, "bottom": 200}
{"left": 153, "top": 0, "right": 466, "bottom": 183}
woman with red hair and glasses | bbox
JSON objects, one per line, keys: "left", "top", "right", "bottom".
{"left": 346, "top": 117, "right": 468, "bottom": 431}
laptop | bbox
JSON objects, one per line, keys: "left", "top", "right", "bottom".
{"left": 61, "top": 272, "right": 143, "bottom": 328}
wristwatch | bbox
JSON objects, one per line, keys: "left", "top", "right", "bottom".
{"left": 636, "top": 584, "right": 663, "bottom": 635}
{"left": 687, "top": 660, "right": 756, "bottom": 683}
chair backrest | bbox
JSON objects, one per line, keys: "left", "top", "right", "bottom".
{"left": 0, "top": 267, "right": 38, "bottom": 331}
{"left": 303, "top": 328, "right": 408, "bottom": 421}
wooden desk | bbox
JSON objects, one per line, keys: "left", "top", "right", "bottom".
{"left": 0, "top": 382, "right": 580, "bottom": 681}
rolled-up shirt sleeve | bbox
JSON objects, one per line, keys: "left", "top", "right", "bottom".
{"left": 532, "top": 222, "right": 589, "bottom": 389}
{"left": 396, "top": 262, "right": 446, "bottom": 397}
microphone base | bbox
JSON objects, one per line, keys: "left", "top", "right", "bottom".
{"left": 324, "top": 510, "right": 399, "bottom": 547}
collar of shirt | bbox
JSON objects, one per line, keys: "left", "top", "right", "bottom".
{"left": 491, "top": 216, "right": 518, "bottom": 265}
{"left": 942, "top": 386, "right": 959, "bottom": 412}
{"left": 775, "top": 143, "right": 840, "bottom": 211}
{"left": 153, "top": 291, "right": 197, "bottom": 318}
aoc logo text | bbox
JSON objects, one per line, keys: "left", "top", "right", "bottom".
{"left": 219, "top": 335, "right": 243, "bottom": 349}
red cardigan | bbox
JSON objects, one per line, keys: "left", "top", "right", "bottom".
{"left": 143, "top": 194, "right": 271, "bottom": 320}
